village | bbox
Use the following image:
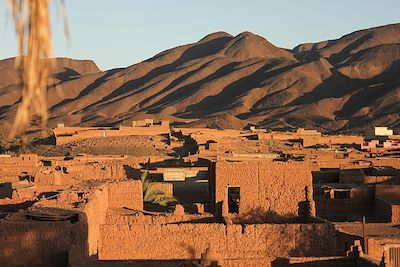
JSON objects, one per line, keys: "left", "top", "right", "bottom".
{"left": 0, "top": 120, "right": 400, "bottom": 267}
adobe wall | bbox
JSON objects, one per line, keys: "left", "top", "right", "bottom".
{"left": 34, "top": 164, "right": 130, "bottom": 186}
{"left": 392, "top": 204, "right": 400, "bottom": 224}
{"left": 302, "top": 136, "right": 363, "bottom": 147}
{"left": 375, "top": 197, "right": 400, "bottom": 223}
{"left": 55, "top": 125, "right": 170, "bottom": 145}
{"left": 312, "top": 170, "right": 339, "bottom": 183}
{"left": 367, "top": 237, "right": 400, "bottom": 262}
{"left": 339, "top": 169, "right": 364, "bottom": 183}
{"left": 375, "top": 185, "right": 400, "bottom": 203}
{"left": 286, "top": 257, "right": 358, "bottom": 267}
{"left": 81, "top": 185, "right": 109, "bottom": 257}
{"left": 0, "top": 221, "right": 78, "bottom": 267}
{"left": 0, "top": 154, "right": 38, "bottom": 167}
{"left": 0, "top": 164, "right": 40, "bottom": 181}
{"left": 375, "top": 197, "right": 392, "bottom": 223}
{"left": 213, "top": 160, "right": 312, "bottom": 219}
{"left": 98, "top": 222, "right": 335, "bottom": 261}
{"left": 371, "top": 158, "right": 400, "bottom": 170}
{"left": 107, "top": 180, "right": 143, "bottom": 210}
{"left": 0, "top": 182, "right": 12, "bottom": 198}
{"left": 81, "top": 164, "right": 129, "bottom": 180}
{"left": 315, "top": 187, "right": 374, "bottom": 219}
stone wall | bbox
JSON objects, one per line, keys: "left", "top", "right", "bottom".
{"left": 98, "top": 222, "right": 335, "bottom": 261}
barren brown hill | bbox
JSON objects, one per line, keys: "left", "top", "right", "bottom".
{"left": 0, "top": 23, "right": 399, "bottom": 134}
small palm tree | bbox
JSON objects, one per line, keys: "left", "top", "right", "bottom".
{"left": 141, "top": 172, "right": 177, "bottom": 206}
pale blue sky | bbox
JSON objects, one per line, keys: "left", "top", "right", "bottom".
{"left": 1, "top": 0, "right": 399, "bottom": 70}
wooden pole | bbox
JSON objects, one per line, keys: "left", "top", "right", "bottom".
{"left": 362, "top": 216, "right": 368, "bottom": 254}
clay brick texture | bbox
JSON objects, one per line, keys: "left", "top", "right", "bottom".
{"left": 98, "top": 221, "right": 335, "bottom": 261}
{"left": 213, "top": 160, "right": 313, "bottom": 219}
{"left": 107, "top": 180, "right": 143, "bottom": 210}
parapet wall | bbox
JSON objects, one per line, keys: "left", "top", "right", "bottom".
{"left": 99, "top": 222, "right": 335, "bottom": 261}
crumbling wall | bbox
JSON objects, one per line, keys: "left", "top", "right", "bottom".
{"left": 98, "top": 222, "right": 335, "bottom": 261}
{"left": 214, "top": 160, "right": 312, "bottom": 219}
{"left": 367, "top": 237, "right": 400, "bottom": 262}
{"left": 81, "top": 164, "right": 128, "bottom": 180}
{"left": 107, "top": 180, "right": 143, "bottom": 210}
{"left": 0, "top": 154, "right": 38, "bottom": 167}
{"left": 0, "top": 166, "right": 39, "bottom": 183}
{"left": 33, "top": 164, "right": 129, "bottom": 186}
{"left": 55, "top": 125, "right": 170, "bottom": 145}
{"left": 81, "top": 185, "right": 109, "bottom": 257}
{"left": 315, "top": 186, "right": 375, "bottom": 220}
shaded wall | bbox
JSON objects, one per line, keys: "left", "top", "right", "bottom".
{"left": 0, "top": 221, "right": 79, "bottom": 267}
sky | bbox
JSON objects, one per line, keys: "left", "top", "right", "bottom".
{"left": 1, "top": 0, "right": 400, "bottom": 70}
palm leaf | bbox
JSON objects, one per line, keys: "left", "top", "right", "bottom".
{"left": 141, "top": 172, "right": 177, "bottom": 206}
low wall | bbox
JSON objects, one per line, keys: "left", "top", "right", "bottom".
{"left": 287, "top": 257, "right": 357, "bottom": 267}
{"left": 35, "top": 164, "right": 130, "bottom": 186}
{"left": 303, "top": 136, "right": 363, "bottom": 147}
{"left": 312, "top": 170, "right": 339, "bottom": 183}
{"left": 55, "top": 126, "right": 170, "bottom": 145}
{"left": 99, "top": 222, "right": 335, "bottom": 261}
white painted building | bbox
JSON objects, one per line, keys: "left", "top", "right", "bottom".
{"left": 375, "top": 127, "right": 393, "bottom": 136}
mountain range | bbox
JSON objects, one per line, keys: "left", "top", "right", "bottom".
{"left": 0, "top": 23, "right": 399, "bottom": 134}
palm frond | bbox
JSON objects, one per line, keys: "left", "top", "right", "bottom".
{"left": 141, "top": 172, "right": 177, "bottom": 206}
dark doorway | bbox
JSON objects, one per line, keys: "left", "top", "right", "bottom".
{"left": 228, "top": 187, "right": 240, "bottom": 213}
